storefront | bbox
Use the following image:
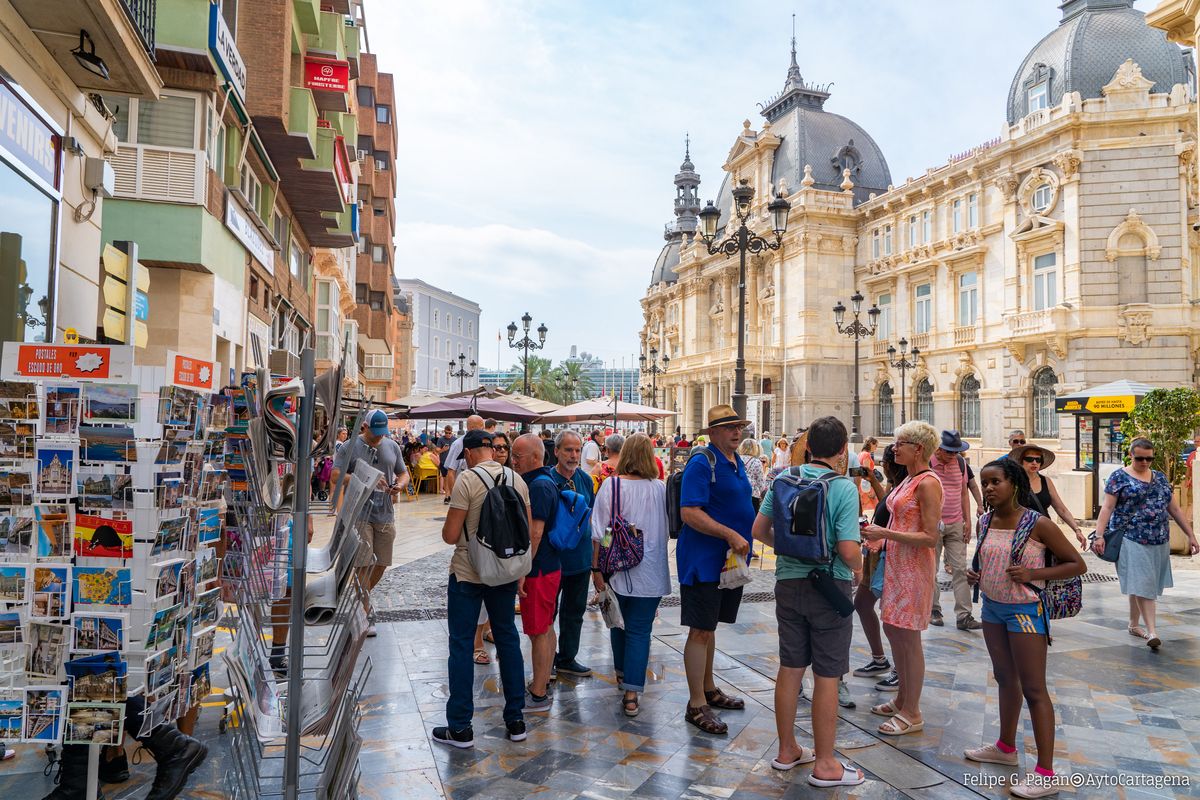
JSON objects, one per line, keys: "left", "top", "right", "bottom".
{"left": 0, "top": 72, "right": 61, "bottom": 343}
{"left": 1055, "top": 379, "right": 1153, "bottom": 518}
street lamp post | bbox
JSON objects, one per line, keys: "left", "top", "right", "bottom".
{"left": 698, "top": 178, "right": 791, "bottom": 422}
{"left": 554, "top": 373, "right": 577, "bottom": 404}
{"left": 638, "top": 346, "right": 669, "bottom": 433}
{"left": 448, "top": 352, "right": 476, "bottom": 393}
{"left": 507, "top": 312, "right": 547, "bottom": 431}
{"left": 833, "top": 291, "right": 880, "bottom": 443}
{"left": 887, "top": 338, "right": 921, "bottom": 426}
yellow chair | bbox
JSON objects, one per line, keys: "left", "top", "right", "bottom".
{"left": 413, "top": 454, "right": 439, "bottom": 495}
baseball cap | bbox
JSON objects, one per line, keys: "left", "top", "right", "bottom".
{"left": 366, "top": 410, "right": 389, "bottom": 435}
{"left": 462, "top": 429, "right": 494, "bottom": 450}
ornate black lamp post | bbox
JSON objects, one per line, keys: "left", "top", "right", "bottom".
{"left": 448, "top": 352, "right": 476, "bottom": 393}
{"left": 506, "top": 312, "right": 548, "bottom": 397}
{"left": 554, "top": 373, "right": 577, "bottom": 404}
{"left": 887, "top": 338, "right": 921, "bottom": 425}
{"left": 639, "top": 346, "right": 669, "bottom": 434}
{"left": 698, "top": 178, "right": 791, "bottom": 422}
{"left": 833, "top": 290, "right": 880, "bottom": 443}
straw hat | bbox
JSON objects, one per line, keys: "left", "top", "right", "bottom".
{"left": 704, "top": 404, "right": 749, "bottom": 431}
{"left": 1008, "top": 444, "right": 1055, "bottom": 469}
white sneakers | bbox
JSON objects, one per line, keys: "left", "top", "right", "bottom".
{"left": 964, "top": 743, "right": 1019, "bottom": 766}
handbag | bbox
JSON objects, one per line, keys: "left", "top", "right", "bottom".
{"left": 1098, "top": 526, "right": 1123, "bottom": 563}
{"left": 597, "top": 478, "right": 645, "bottom": 575}
{"left": 598, "top": 585, "right": 624, "bottom": 629}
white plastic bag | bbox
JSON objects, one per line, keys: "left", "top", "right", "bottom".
{"left": 598, "top": 585, "right": 625, "bottom": 629}
{"left": 718, "top": 550, "right": 752, "bottom": 590}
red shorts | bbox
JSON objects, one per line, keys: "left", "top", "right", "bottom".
{"left": 521, "top": 571, "right": 561, "bottom": 636}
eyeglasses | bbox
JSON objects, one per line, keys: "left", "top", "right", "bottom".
{"left": 1023, "top": 456, "right": 1043, "bottom": 464}
{"left": 1011, "top": 439, "right": 1027, "bottom": 445}
{"left": 493, "top": 445, "right": 509, "bottom": 451}
{"left": 894, "top": 440, "right": 916, "bottom": 448}
{"left": 1132, "top": 455, "right": 1154, "bottom": 463}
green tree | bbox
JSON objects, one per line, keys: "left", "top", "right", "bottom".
{"left": 506, "top": 355, "right": 557, "bottom": 400}
{"left": 557, "top": 360, "right": 594, "bottom": 403}
{"left": 1119, "top": 387, "right": 1200, "bottom": 489}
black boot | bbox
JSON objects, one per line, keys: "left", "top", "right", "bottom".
{"left": 41, "top": 744, "right": 106, "bottom": 800}
{"left": 98, "top": 746, "right": 129, "bottom": 784}
{"left": 140, "top": 724, "right": 208, "bottom": 800}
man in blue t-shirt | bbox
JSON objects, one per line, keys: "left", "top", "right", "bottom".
{"left": 548, "top": 431, "right": 595, "bottom": 678}
{"left": 751, "top": 416, "right": 864, "bottom": 786}
{"left": 677, "top": 404, "right": 755, "bottom": 736}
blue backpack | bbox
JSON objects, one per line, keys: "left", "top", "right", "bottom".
{"left": 534, "top": 475, "right": 591, "bottom": 552}
{"left": 770, "top": 467, "right": 846, "bottom": 564}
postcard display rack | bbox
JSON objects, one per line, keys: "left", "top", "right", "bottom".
{"left": 0, "top": 342, "right": 228, "bottom": 798}
{"left": 220, "top": 345, "right": 377, "bottom": 800}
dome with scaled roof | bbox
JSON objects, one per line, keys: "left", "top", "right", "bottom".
{"left": 1006, "top": 0, "right": 1192, "bottom": 125}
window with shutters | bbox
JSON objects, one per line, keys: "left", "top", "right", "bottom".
{"left": 104, "top": 92, "right": 206, "bottom": 204}
{"left": 1032, "top": 368, "right": 1058, "bottom": 439}
{"left": 958, "top": 374, "right": 980, "bottom": 437}
{"left": 878, "top": 383, "right": 894, "bottom": 435}
{"left": 915, "top": 379, "right": 934, "bottom": 424}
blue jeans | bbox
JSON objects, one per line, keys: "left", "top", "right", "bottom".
{"left": 610, "top": 593, "right": 661, "bottom": 692}
{"left": 446, "top": 574, "right": 524, "bottom": 730}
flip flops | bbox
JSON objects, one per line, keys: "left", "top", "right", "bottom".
{"left": 807, "top": 762, "right": 866, "bottom": 787}
{"left": 770, "top": 746, "right": 816, "bottom": 771}
{"left": 473, "top": 649, "right": 490, "bottom": 665}
{"left": 870, "top": 701, "right": 898, "bottom": 717}
{"left": 878, "top": 713, "right": 923, "bottom": 736}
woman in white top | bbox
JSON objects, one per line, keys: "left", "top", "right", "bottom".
{"left": 772, "top": 437, "right": 791, "bottom": 470}
{"left": 591, "top": 433, "right": 671, "bottom": 718}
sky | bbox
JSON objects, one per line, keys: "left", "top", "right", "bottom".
{"left": 370, "top": 0, "right": 1157, "bottom": 369}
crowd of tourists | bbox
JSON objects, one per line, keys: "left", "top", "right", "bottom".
{"left": 335, "top": 401, "right": 1198, "bottom": 797}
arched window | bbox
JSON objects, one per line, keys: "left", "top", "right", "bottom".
{"left": 958, "top": 374, "right": 980, "bottom": 437}
{"left": 1032, "top": 369, "right": 1058, "bottom": 439}
{"left": 878, "top": 383, "right": 894, "bottom": 435}
{"left": 915, "top": 378, "right": 934, "bottom": 424}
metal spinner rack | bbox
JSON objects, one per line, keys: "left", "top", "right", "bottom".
{"left": 218, "top": 348, "right": 378, "bottom": 800}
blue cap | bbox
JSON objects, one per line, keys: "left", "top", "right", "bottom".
{"left": 367, "top": 410, "right": 390, "bottom": 435}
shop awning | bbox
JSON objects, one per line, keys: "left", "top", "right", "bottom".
{"left": 357, "top": 337, "right": 389, "bottom": 355}
{"left": 1054, "top": 380, "right": 1155, "bottom": 414}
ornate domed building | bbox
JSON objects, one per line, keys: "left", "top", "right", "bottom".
{"left": 641, "top": 0, "right": 1197, "bottom": 518}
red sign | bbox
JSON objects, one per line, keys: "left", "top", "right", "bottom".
{"left": 304, "top": 57, "right": 349, "bottom": 93}
{"left": 1, "top": 343, "right": 134, "bottom": 381}
{"left": 169, "top": 351, "right": 218, "bottom": 392}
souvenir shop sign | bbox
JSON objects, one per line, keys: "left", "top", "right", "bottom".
{"left": 167, "top": 351, "right": 219, "bottom": 392}
{"left": 303, "top": 57, "right": 350, "bottom": 93}
{"left": 0, "top": 75, "right": 60, "bottom": 189}
{"left": 1, "top": 343, "right": 134, "bottom": 382}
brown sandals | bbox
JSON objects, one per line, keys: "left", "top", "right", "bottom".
{"left": 685, "top": 704, "right": 727, "bottom": 735}
{"left": 704, "top": 689, "right": 745, "bottom": 710}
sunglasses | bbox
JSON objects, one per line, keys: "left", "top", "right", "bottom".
{"left": 1023, "top": 456, "right": 1043, "bottom": 464}
{"left": 1132, "top": 455, "right": 1154, "bottom": 463}
{"left": 493, "top": 444, "right": 509, "bottom": 451}
{"left": 1011, "top": 439, "right": 1027, "bottom": 445}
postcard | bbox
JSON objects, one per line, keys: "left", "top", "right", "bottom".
{"left": 191, "top": 626, "right": 216, "bottom": 668}
{"left": 78, "top": 424, "right": 137, "bottom": 463}
{"left": 0, "top": 511, "right": 33, "bottom": 556}
{"left": 176, "top": 559, "right": 197, "bottom": 609}
{"left": 0, "top": 380, "right": 37, "bottom": 402}
{"left": 65, "top": 653, "right": 127, "bottom": 703}
{"left": 44, "top": 386, "right": 81, "bottom": 435}
{"left": 173, "top": 672, "right": 193, "bottom": 719}
{"left": 196, "top": 547, "right": 218, "bottom": 586}
{"left": 73, "top": 566, "right": 132, "bottom": 607}
{"left": 192, "top": 662, "right": 212, "bottom": 704}
{"left": 23, "top": 686, "right": 65, "bottom": 743}
{"left": 151, "top": 516, "right": 187, "bottom": 557}
{"left": 30, "top": 565, "right": 70, "bottom": 619}
{"left": 71, "top": 613, "right": 125, "bottom": 653}
{"left": 0, "top": 565, "right": 27, "bottom": 603}
{"left": 182, "top": 450, "right": 204, "bottom": 496}
{"left": 138, "top": 689, "right": 177, "bottom": 738}
{"left": 0, "top": 470, "right": 33, "bottom": 506}
{"left": 144, "top": 647, "right": 177, "bottom": 694}
{"left": 152, "top": 559, "right": 186, "bottom": 601}
{"left": 76, "top": 471, "right": 133, "bottom": 510}
{"left": 145, "top": 603, "right": 181, "bottom": 651}
{"left": 0, "top": 421, "right": 35, "bottom": 457}
{"left": 158, "top": 386, "right": 199, "bottom": 428}
{"left": 27, "top": 621, "right": 68, "bottom": 679}
{"left": 83, "top": 384, "right": 138, "bottom": 424}
{"left": 0, "top": 691, "right": 19, "bottom": 741}
{"left": 0, "top": 398, "right": 33, "bottom": 419}
{"left": 156, "top": 475, "right": 183, "bottom": 510}
{"left": 35, "top": 444, "right": 75, "bottom": 498}
{"left": 196, "top": 507, "right": 221, "bottom": 545}
{"left": 64, "top": 703, "right": 124, "bottom": 745}
{"left": 73, "top": 513, "right": 133, "bottom": 559}
{"left": 34, "top": 505, "right": 72, "bottom": 558}
{"left": 0, "top": 612, "right": 22, "bottom": 644}
{"left": 194, "top": 587, "right": 221, "bottom": 627}
{"left": 154, "top": 428, "right": 189, "bottom": 465}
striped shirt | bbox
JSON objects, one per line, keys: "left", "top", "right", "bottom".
{"left": 930, "top": 451, "right": 967, "bottom": 524}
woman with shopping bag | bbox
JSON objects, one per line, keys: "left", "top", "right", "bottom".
{"left": 591, "top": 433, "right": 671, "bottom": 717}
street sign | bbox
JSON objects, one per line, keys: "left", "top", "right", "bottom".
{"left": 100, "top": 242, "right": 148, "bottom": 348}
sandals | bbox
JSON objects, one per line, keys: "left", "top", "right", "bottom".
{"left": 473, "top": 649, "right": 490, "bottom": 665}
{"left": 807, "top": 762, "right": 866, "bottom": 787}
{"left": 870, "top": 701, "right": 898, "bottom": 717}
{"left": 482, "top": 630, "right": 494, "bottom": 644}
{"left": 704, "top": 688, "right": 745, "bottom": 710}
{"left": 1147, "top": 636, "right": 1162, "bottom": 650}
{"left": 685, "top": 704, "right": 728, "bottom": 735}
{"left": 622, "top": 696, "right": 640, "bottom": 717}
{"left": 878, "top": 713, "right": 923, "bottom": 736}
{"left": 1128, "top": 625, "right": 1149, "bottom": 639}
{"left": 770, "top": 746, "right": 816, "bottom": 771}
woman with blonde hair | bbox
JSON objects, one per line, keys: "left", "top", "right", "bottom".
{"left": 738, "top": 437, "right": 768, "bottom": 511}
{"left": 862, "top": 420, "right": 941, "bottom": 737}
{"left": 590, "top": 433, "right": 670, "bottom": 717}
{"left": 772, "top": 437, "right": 791, "bottom": 470}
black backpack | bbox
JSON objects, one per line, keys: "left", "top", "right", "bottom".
{"left": 467, "top": 467, "right": 532, "bottom": 585}
{"left": 666, "top": 449, "right": 718, "bottom": 539}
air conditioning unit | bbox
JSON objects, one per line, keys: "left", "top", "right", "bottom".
{"left": 357, "top": 149, "right": 369, "bottom": 161}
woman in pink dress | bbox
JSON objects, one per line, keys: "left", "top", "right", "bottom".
{"left": 862, "top": 420, "right": 941, "bottom": 737}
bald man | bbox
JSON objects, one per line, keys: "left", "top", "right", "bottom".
{"left": 443, "top": 415, "right": 486, "bottom": 503}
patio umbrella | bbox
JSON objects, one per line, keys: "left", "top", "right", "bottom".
{"left": 537, "top": 396, "right": 673, "bottom": 428}
{"left": 446, "top": 386, "right": 563, "bottom": 415}
{"left": 401, "top": 395, "right": 542, "bottom": 423}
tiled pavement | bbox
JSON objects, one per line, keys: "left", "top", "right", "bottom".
{"left": 4, "top": 496, "right": 1198, "bottom": 798}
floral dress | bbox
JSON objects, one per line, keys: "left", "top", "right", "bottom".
{"left": 880, "top": 470, "right": 941, "bottom": 631}
{"left": 741, "top": 454, "right": 767, "bottom": 500}
{"left": 1106, "top": 468, "right": 1175, "bottom": 598}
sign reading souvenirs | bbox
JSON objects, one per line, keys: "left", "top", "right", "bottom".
{"left": 303, "top": 57, "right": 350, "bottom": 93}
{"left": 167, "top": 351, "right": 219, "bottom": 392}
{"left": 0, "top": 75, "right": 60, "bottom": 189}
{"left": 0, "top": 343, "right": 134, "bottom": 382}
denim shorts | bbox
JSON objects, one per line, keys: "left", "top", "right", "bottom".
{"left": 981, "top": 595, "right": 1047, "bottom": 635}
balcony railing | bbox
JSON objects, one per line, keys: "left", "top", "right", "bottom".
{"left": 909, "top": 332, "right": 930, "bottom": 350}
{"left": 119, "top": 0, "right": 157, "bottom": 58}
{"left": 363, "top": 367, "right": 392, "bottom": 382}
{"left": 873, "top": 340, "right": 890, "bottom": 357}
{"left": 953, "top": 325, "right": 978, "bottom": 346}
{"left": 1007, "top": 309, "right": 1050, "bottom": 335}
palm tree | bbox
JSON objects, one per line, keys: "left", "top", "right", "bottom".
{"left": 507, "top": 355, "right": 556, "bottom": 400}
{"left": 558, "top": 360, "right": 594, "bottom": 401}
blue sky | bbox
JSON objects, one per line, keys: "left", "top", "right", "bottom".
{"left": 373, "top": 0, "right": 1157, "bottom": 369}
